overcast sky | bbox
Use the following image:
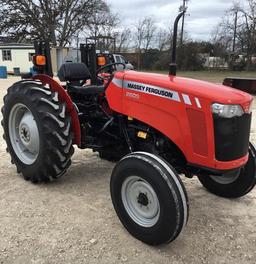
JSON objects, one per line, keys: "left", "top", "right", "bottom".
{"left": 107, "top": 0, "right": 234, "bottom": 41}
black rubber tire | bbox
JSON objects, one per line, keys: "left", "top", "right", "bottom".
{"left": 197, "top": 143, "right": 256, "bottom": 198}
{"left": 110, "top": 151, "right": 189, "bottom": 245}
{"left": 1, "top": 80, "right": 74, "bottom": 183}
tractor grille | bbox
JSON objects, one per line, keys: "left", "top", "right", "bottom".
{"left": 187, "top": 108, "right": 208, "bottom": 156}
{"left": 213, "top": 113, "right": 251, "bottom": 161}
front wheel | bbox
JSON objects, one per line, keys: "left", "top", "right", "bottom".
{"left": 110, "top": 152, "right": 189, "bottom": 245}
{"left": 197, "top": 143, "right": 256, "bottom": 198}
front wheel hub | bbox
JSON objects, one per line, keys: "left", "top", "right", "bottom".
{"left": 121, "top": 176, "right": 160, "bottom": 227}
{"left": 137, "top": 192, "right": 149, "bottom": 206}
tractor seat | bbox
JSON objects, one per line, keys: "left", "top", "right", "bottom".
{"left": 68, "top": 85, "right": 105, "bottom": 95}
{"left": 58, "top": 63, "right": 105, "bottom": 95}
{"left": 58, "top": 62, "right": 91, "bottom": 82}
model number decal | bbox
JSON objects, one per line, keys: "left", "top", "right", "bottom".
{"left": 126, "top": 92, "right": 140, "bottom": 99}
{"left": 123, "top": 80, "right": 180, "bottom": 102}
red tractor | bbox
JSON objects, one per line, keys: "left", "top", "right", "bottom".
{"left": 1, "top": 12, "right": 256, "bottom": 245}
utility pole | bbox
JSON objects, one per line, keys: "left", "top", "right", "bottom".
{"left": 180, "top": 0, "right": 188, "bottom": 45}
{"left": 76, "top": 33, "right": 79, "bottom": 62}
{"left": 232, "top": 10, "right": 238, "bottom": 52}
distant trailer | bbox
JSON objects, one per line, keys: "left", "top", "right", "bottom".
{"left": 0, "top": 43, "right": 34, "bottom": 74}
{"left": 223, "top": 77, "right": 256, "bottom": 94}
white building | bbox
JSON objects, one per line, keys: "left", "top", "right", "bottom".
{"left": 0, "top": 43, "right": 35, "bottom": 74}
{"left": 0, "top": 43, "right": 71, "bottom": 75}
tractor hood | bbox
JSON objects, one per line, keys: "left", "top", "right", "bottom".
{"left": 122, "top": 71, "right": 253, "bottom": 108}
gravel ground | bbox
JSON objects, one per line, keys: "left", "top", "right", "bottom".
{"left": 0, "top": 77, "right": 256, "bottom": 264}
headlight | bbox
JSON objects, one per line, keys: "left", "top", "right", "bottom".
{"left": 212, "top": 103, "right": 244, "bottom": 118}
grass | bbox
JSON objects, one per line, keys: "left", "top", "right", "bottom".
{"left": 5, "top": 71, "right": 256, "bottom": 84}
{"left": 142, "top": 70, "right": 256, "bottom": 84}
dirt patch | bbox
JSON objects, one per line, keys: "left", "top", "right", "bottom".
{"left": 0, "top": 77, "right": 255, "bottom": 264}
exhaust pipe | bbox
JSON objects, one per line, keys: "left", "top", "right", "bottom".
{"left": 169, "top": 10, "right": 186, "bottom": 76}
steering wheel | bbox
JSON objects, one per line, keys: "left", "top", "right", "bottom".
{"left": 96, "top": 62, "right": 126, "bottom": 75}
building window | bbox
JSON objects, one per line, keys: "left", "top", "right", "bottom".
{"left": 2, "top": 49, "right": 12, "bottom": 61}
{"left": 28, "top": 52, "right": 35, "bottom": 62}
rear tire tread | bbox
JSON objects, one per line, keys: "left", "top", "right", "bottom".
{"left": 1, "top": 81, "right": 74, "bottom": 183}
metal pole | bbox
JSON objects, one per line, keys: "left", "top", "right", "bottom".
{"left": 233, "top": 11, "right": 238, "bottom": 52}
{"left": 180, "top": 0, "right": 186, "bottom": 45}
{"left": 76, "top": 34, "right": 79, "bottom": 62}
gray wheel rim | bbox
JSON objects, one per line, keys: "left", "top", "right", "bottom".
{"left": 8, "top": 103, "right": 39, "bottom": 165}
{"left": 209, "top": 170, "right": 240, "bottom": 185}
{"left": 121, "top": 176, "right": 160, "bottom": 227}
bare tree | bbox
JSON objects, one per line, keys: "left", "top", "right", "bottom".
{"left": 134, "top": 17, "right": 156, "bottom": 52}
{"left": 0, "top": 0, "right": 108, "bottom": 46}
{"left": 239, "top": 0, "right": 256, "bottom": 59}
{"left": 85, "top": 7, "right": 119, "bottom": 51}
{"left": 143, "top": 18, "right": 157, "bottom": 51}
{"left": 211, "top": 20, "right": 234, "bottom": 52}
{"left": 87, "top": 9, "right": 119, "bottom": 39}
{"left": 115, "top": 27, "right": 131, "bottom": 52}
{"left": 213, "top": 0, "right": 256, "bottom": 68}
{"left": 134, "top": 19, "right": 146, "bottom": 52}
{"left": 156, "top": 29, "right": 171, "bottom": 51}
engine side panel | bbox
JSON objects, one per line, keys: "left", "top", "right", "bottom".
{"left": 106, "top": 71, "right": 250, "bottom": 171}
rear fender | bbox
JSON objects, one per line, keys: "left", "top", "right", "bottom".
{"left": 32, "top": 74, "right": 81, "bottom": 146}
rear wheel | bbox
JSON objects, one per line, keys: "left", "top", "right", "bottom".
{"left": 1, "top": 81, "right": 74, "bottom": 183}
{"left": 197, "top": 143, "right": 256, "bottom": 198}
{"left": 110, "top": 152, "right": 189, "bottom": 245}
